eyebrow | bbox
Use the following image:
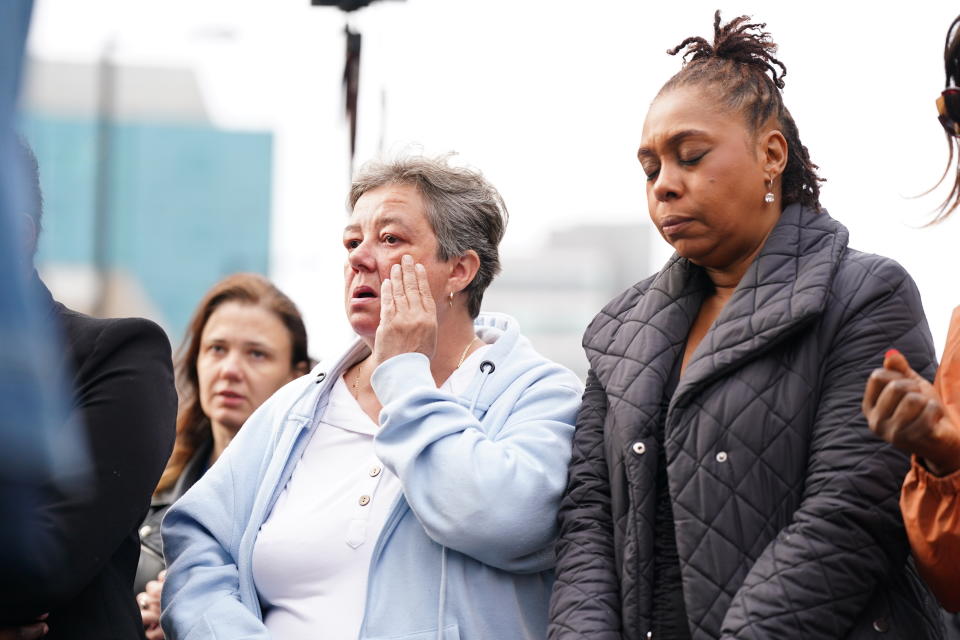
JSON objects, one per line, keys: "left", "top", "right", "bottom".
{"left": 343, "top": 215, "right": 411, "bottom": 234}
{"left": 637, "top": 129, "right": 709, "bottom": 159}
{"left": 204, "top": 337, "right": 274, "bottom": 351}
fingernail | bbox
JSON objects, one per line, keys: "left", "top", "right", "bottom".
{"left": 885, "top": 349, "right": 901, "bottom": 359}
{"left": 415, "top": 263, "right": 425, "bottom": 271}
{"left": 402, "top": 254, "right": 413, "bottom": 264}
{"left": 42, "top": 624, "right": 49, "bottom": 634}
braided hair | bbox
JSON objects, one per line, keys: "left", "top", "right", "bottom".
{"left": 659, "top": 11, "right": 824, "bottom": 210}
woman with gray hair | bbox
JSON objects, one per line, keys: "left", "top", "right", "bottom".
{"left": 159, "top": 153, "right": 582, "bottom": 640}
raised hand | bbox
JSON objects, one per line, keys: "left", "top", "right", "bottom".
{"left": 371, "top": 254, "right": 438, "bottom": 366}
{"left": 863, "top": 349, "right": 960, "bottom": 476}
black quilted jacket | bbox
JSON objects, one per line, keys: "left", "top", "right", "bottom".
{"left": 548, "top": 205, "right": 943, "bottom": 639}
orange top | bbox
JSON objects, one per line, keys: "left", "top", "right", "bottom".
{"left": 901, "top": 306, "right": 960, "bottom": 612}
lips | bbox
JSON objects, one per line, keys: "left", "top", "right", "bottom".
{"left": 659, "top": 215, "right": 695, "bottom": 237}
{"left": 352, "top": 285, "right": 378, "bottom": 300}
{"left": 216, "top": 390, "right": 245, "bottom": 405}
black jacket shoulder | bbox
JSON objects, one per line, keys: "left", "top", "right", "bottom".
{"left": 2, "top": 298, "right": 177, "bottom": 639}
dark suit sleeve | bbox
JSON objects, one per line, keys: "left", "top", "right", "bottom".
{"left": 0, "top": 317, "right": 176, "bottom": 619}
{"left": 548, "top": 370, "right": 622, "bottom": 639}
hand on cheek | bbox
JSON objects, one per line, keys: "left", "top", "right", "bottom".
{"left": 372, "top": 255, "right": 438, "bottom": 366}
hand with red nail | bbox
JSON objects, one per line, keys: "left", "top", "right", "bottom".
{"left": 862, "top": 349, "right": 960, "bottom": 476}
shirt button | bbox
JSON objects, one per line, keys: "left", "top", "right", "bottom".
{"left": 369, "top": 465, "right": 382, "bottom": 477}
{"left": 359, "top": 495, "right": 371, "bottom": 506}
{"left": 139, "top": 525, "right": 152, "bottom": 538}
{"left": 716, "top": 451, "right": 728, "bottom": 463}
{"left": 632, "top": 441, "right": 646, "bottom": 455}
{"left": 872, "top": 617, "right": 889, "bottom": 633}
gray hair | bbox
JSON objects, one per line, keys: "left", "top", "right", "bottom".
{"left": 349, "top": 153, "right": 508, "bottom": 318}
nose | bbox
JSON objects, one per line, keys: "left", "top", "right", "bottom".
{"left": 651, "top": 163, "right": 682, "bottom": 202}
{"left": 218, "top": 351, "right": 244, "bottom": 381}
{"left": 347, "top": 238, "right": 376, "bottom": 273}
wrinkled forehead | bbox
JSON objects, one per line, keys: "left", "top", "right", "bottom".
{"left": 346, "top": 183, "right": 429, "bottom": 230}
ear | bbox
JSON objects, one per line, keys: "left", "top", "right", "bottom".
{"left": 760, "top": 128, "right": 788, "bottom": 181}
{"left": 446, "top": 249, "right": 481, "bottom": 298}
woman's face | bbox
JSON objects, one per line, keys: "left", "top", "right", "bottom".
{"left": 197, "top": 301, "right": 298, "bottom": 434}
{"left": 343, "top": 183, "right": 453, "bottom": 338}
{"left": 638, "top": 85, "right": 781, "bottom": 270}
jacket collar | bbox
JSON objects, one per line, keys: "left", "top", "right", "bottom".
{"left": 594, "top": 204, "right": 845, "bottom": 411}
{"left": 669, "top": 204, "right": 848, "bottom": 406}
{"left": 294, "top": 312, "right": 528, "bottom": 421}
{"left": 152, "top": 437, "right": 214, "bottom": 507}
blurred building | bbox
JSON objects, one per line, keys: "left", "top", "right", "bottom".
{"left": 20, "top": 55, "right": 273, "bottom": 343}
{"left": 484, "top": 223, "right": 652, "bottom": 380}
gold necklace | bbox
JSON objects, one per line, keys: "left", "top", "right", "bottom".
{"left": 457, "top": 336, "right": 480, "bottom": 368}
{"left": 352, "top": 362, "right": 363, "bottom": 398}
{"left": 352, "top": 336, "right": 479, "bottom": 400}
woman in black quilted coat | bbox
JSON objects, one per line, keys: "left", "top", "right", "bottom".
{"left": 548, "top": 12, "right": 943, "bottom": 640}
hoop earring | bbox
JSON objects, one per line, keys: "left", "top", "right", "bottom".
{"left": 764, "top": 179, "right": 775, "bottom": 204}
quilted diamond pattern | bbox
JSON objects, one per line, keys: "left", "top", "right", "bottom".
{"left": 548, "top": 205, "right": 944, "bottom": 639}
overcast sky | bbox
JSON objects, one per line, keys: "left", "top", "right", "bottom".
{"left": 27, "top": 0, "right": 960, "bottom": 356}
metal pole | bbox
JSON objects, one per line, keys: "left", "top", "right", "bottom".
{"left": 91, "top": 37, "right": 117, "bottom": 317}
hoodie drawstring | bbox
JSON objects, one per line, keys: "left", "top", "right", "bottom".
{"left": 436, "top": 359, "right": 496, "bottom": 640}
{"left": 436, "top": 545, "right": 448, "bottom": 640}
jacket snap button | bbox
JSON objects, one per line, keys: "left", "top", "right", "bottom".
{"left": 632, "top": 442, "right": 646, "bottom": 455}
{"left": 139, "top": 525, "right": 152, "bottom": 538}
{"left": 369, "top": 465, "right": 381, "bottom": 477}
{"left": 359, "top": 495, "right": 371, "bottom": 506}
{"left": 872, "top": 617, "right": 889, "bottom": 633}
{"left": 716, "top": 451, "right": 728, "bottom": 463}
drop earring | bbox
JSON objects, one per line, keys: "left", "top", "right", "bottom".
{"left": 764, "top": 179, "right": 775, "bottom": 204}
{"left": 448, "top": 292, "right": 454, "bottom": 308}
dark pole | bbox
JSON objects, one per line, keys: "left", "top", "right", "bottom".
{"left": 311, "top": 0, "right": 403, "bottom": 176}
{"left": 343, "top": 24, "right": 361, "bottom": 176}
{"left": 91, "top": 38, "right": 116, "bottom": 317}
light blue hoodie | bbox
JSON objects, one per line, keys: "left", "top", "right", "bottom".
{"left": 160, "top": 313, "right": 582, "bottom": 640}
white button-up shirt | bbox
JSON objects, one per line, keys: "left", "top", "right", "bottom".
{"left": 252, "top": 346, "right": 489, "bottom": 639}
